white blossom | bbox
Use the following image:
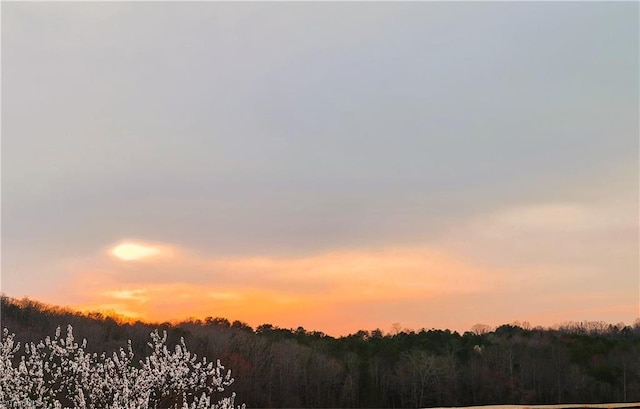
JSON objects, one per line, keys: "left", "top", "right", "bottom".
{"left": 0, "top": 326, "right": 245, "bottom": 409}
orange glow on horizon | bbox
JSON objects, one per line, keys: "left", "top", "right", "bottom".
{"left": 59, "top": 245, "right": 514, "bottom": 334}
{"left": 51, "top": 242, "right": 638, "bottom": 336}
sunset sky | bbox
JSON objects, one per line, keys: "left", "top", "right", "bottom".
{"left": 2, "top": 2, "right": 638, "bottom": 336}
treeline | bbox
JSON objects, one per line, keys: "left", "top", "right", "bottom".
{"left": 1, "top": 295, "right": 640, "bottom": 408}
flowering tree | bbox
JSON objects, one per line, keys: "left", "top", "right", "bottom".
{"left": 0, "top": 325, "right": 245, "bottom": 409}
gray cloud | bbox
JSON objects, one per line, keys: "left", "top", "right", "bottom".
{"left": 2, "top": 2, "right": 638, "bottom": 305}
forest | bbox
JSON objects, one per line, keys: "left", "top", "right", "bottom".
{"left": 1, "top": 295, "right": 639, "bottom": 408}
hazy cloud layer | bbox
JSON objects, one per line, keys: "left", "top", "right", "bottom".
{"left": 2, "top": 2, "right": 638, "bottom": 334}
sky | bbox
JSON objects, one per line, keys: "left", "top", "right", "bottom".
{"left": 1, "top": 2, "right": 638, "bottom": 336}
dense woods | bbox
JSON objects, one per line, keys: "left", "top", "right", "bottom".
{"left": 2, "top": 295, "right": 639, "bottom": 408}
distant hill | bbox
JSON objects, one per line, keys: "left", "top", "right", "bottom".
{"left": 2, "top": 295, "right": 640, "bottom": 408}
